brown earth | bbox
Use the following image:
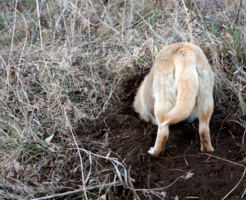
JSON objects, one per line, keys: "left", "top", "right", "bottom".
{"left": 76, "top": 71, "right": 246, "bottom": 200}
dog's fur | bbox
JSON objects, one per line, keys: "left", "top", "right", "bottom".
{"left": 133, "top": 42, "right": 214, "bottom": 157}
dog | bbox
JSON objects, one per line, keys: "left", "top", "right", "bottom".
{"left": 133, "top": 42, "right": 214, "bottom": 157}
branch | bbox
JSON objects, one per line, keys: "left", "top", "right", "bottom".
{"left": 32, "top": 181, "right": 121, "bottom": 200}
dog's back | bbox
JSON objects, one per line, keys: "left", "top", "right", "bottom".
{"left": 133, "top": 42, "right": 214, "bottom": 157}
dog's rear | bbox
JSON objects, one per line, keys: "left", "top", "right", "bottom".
{"left": 133, "top": 42, "right": 214, "bottom": 157}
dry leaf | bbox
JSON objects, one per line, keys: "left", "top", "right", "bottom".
{"left": 184, "top": 172, "right": 194, "bottom": 179}
{"left": 14, "top": 160, "right": 24, "bottom": 175}
{"left": 6, "top": 171, "right": 16, "bottom": 183}
{"left": 56, "top": 177, "right": 61, "bottom": 182}
{"left": 83, "top": 87, "right": 88, "bottom": 93}
{"left": 88, "top": 89, "right": 96, "bottom": 99}
{"left": 140, "top": 50, "right": 146, "bottom": 56}
{"left": 3, "top": 167, "right": 10, "bottom": 175}
{"left": 161, "top": 191, "right": 166, "bottom": 198}
{"left": 64, "top": 100, "right": 72, "bottom": 110}
{"left": 106, "top": 152, "right": 111, "bottom": 163}
{"left": 3, "top": 154, "right": 10, "bottom": 161}
{"left": 25, "top": 164, "right": 32, "bottom": 171}
{"left": 133, "top": 47, "right": 141, "bottom": 56}
{"left": 36, "top": 131, "right": 44, "bottom": 138}
{"left": 44, "top": 159, "right": 54, "bottom": 167}
{"left": 90, "top": 97, "right": 97, "bottom": 104}
{"left": 81, "top": 19, "right": 89, "bottom": 28}
{"left": 99, "top": 194, "right": 107, "bottom": 200}
{"left": 101, "top": 85, "right": 105, "bottom": 92}
{"left": 55, "top": 131, "right": 63, "bottom": 137}
{"left": 45, "top": 134, "right": 54, "bottom": 144}
{"left": 110, "top": 59, "right": 116, "bottom": 64}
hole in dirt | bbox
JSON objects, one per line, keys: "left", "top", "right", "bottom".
{"left": 76, "top": 71, "right": 246, "bottom": 200}
{"left": 100, "top": 129, "right": 107, "bottom": 135}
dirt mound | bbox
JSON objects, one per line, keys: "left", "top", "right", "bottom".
{"left": 76, "top": 72, "right": 246, "bottom": 200}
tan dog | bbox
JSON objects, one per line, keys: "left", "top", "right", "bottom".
{"left": 133, "top": 42, "right": 214, "bottom": 157}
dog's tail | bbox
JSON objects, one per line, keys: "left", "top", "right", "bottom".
{"left": 161, "top": 52, "right": 198, "bottom": 127}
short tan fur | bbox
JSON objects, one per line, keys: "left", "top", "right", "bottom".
{"left": 133, "top": 42, "right": 214, "bottom": 157}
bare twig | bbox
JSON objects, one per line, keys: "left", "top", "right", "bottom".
{"left": 64, "top": 107, "right": 88, "bottom": 200}
{"left": 181, "top": 0, "right": 193, "bottom": 43}
{"left": 235, "top": 0, "right": 243, "bottom": 24}
{"left": 241, "top": 188, "right": 246, "bottom": 198}
{"left": 128, "top": 1, "right": 154, "bottom": 32}
{"left": 242, "top": 129, "right": 246, "bottom": 146}
{"left": 36, "top": 0, "right": 43, "bottom": 50}
{"left": 132, "top": 171, "right": 190, "bottom": 192}
{"left": 77, "top": 147, "right": 190, "bottom": 192}
{"left": 88, "top": 0, "right": 119, "bottom": 33}
{"left": 31, "top": 181, "right": 121, "bottom": 200}
{"left": 25, "top": 0, "right": 45, "bottom": 62}
{"left": 228, "top": 55, "right": 246, "bottom": 75}
{"left": 121, "top": 0, "right": 126, "bottom": 45}
{"left": 192, "top": 0, "right": 214, "bottom": 43}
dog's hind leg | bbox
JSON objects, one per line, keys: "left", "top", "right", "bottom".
{"left": 197, "top": 98, "right": 214, "bottom": 153}
{"left": 148, "top": 102, "right": 169, "bottom": 157}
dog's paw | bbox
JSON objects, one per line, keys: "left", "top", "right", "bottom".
{"left": 208, "top": 146, "right": 214, "bottom": 153}
{"left": 148, "top": 147, "right": 158, "bottom": 157}
{"left": 201, "top": 145, "right": 214, "bottom": 153}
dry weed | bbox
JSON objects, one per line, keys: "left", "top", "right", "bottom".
{"left": 0, "top": 0, "right": 246, "bottom": 199}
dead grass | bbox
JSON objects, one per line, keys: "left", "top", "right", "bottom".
{"left": 0, "top": 0, "right": 246, "bottom": 199}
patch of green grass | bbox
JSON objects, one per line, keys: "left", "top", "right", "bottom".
{"left": 0, "top": 14, "right": 4, "bottom": 30}
{"left": 30, "top": 83, "right": 43, "bottom": 94}
{"left": 209, "top": 14, "right": 219, "bottom": 37}
{"left": 125, "top": 114, "right": 128, "bottom": 121}
{"left": 32, "top": 126, "right": 40, "bottom": 131}
{"left": 20, "top": 0, "right": 39, "bottom": 11}
{"left": 8, "top": 141, "right": 19, "bottom": 148}
{"left": 26, "top": 145, "right": 45, "bottom": 155}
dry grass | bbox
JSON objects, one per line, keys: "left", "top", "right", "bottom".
{"left": 0, "top": 0, "right": 246, "bottom": 199}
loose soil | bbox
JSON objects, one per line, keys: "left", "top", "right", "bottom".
{"left": 76, "top": 71, "right": 246, "bottom": 200}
